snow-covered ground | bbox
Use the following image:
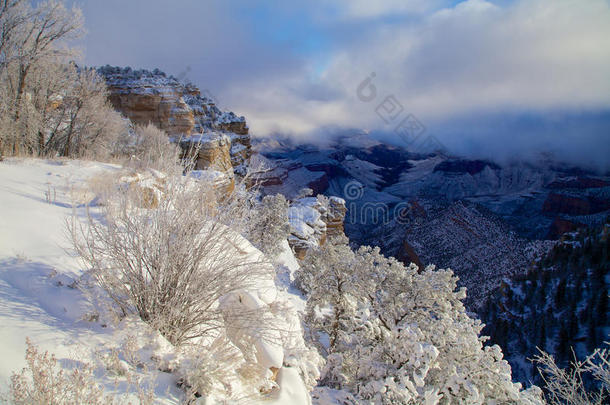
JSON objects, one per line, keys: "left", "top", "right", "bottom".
{"left": 0, "top": 158, "right": 120, "bottom": 383}
{"left": 0, "top": 158, "right": 317, "bottom": 404}
{"left": 0, "top": 158, "right": 186, "bottom": 402}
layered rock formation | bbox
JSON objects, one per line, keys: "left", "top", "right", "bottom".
{"left": 97, "top": 66, "right": 252, "bottom": 175}
{"left": 287, "top": 195, "right": 347, "bottom": 259}
{"left": 181, "top": 133, "right": 236, "bottom": 194}
{"left": 324, "top": 196, "right": 348, "bottom": 238}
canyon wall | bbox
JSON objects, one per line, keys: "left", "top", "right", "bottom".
{"left": 98, "top": 66, "right": 252, "bottom": 176}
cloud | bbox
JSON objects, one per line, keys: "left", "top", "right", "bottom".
{"left": 225, "top": 0, "right": 610, "bottom": 167}
{"left": 76, "top": 0, "right": 303, "bottom": 97}
{"left": 77, "top": 0, "right": 610, "bottom": 167}
{"left": 315, "top": 0, "right": 447, "bottom": 20}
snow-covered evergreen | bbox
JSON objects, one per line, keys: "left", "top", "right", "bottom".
{"left": 296, "top": 238, "right": 544, "bottom": 404}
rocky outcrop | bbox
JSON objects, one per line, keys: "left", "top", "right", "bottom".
{"left": 324, "top": 197, "right": 347, "bottom": 238}
{"left": 542, "top": 193, "right": 610, "bottom": 216}
{"left": 287, "top": 195, "right": 347, "bottom": 260}
{"left": 546, "top": 217, "right": 585, "bottom": 239}
{"left": 119, "top": 167, "right": 235, "bottom": 207}
{"left": 229, "top": 133, "right": 252, "bottom": 172}
{"left": 119, "top": 169, "right": 167, "bottom": 209}
{"left": 97, "top": 66, "right": 252, "bottom": 173}
{"left": 180, "top": 133, "right": 235, "bottom": 193}
{"left": 99, "top": 66, "right": 195, "bottom": 137}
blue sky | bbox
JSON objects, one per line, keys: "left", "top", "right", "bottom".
{"left": 76, "top": 0, "right": 610, "bottom": 169}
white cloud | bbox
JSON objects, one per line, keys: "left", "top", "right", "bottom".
{"left": 324, "top": 0, "right": 444, "bottom": 19}
{"left": 220, "top": 0, "right": 610, "bottom": 158}
{"left": 79, "top": 0, "right": 610, "bottom": 165}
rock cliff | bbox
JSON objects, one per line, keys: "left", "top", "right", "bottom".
{"left": 97, "top": 66, "right": 252, "bottom": 174}
{"left": 287, "top": 195, "right": 347, "bottom": 260}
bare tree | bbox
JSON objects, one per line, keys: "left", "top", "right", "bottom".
{"left": 45, "top": 66, "right": 126, "bottom": 158}
{"left": 0, "top": 0, "right": 28, "bottom": 73}
{"left": 0, "top": 0, "right": 83, "bottom": 155}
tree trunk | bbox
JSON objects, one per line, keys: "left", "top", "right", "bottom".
{"left": 12, "top": 67, "right": 28, "bottom": 155}
{"left": 14, "top": 67, "right": 26, "bottom": 121}
{"left": 37, "top": 130, "right": 44, "bottom": 156}
{"left": 63, "top": 121, "right": 73, "bottom": 156}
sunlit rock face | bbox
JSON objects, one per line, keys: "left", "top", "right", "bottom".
{"left": 179, "top": 132, "right": 236, "bottom": 194}
{"left": 287, "top": 195, "right": 347, "bottom": 260}
{"left": 97, "top": 65, "right": 252, "bottom": 173}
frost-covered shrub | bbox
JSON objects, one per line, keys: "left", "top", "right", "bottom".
{"left": 71, "top": 172, "right": 273, "bottom": 346}
{"left": 6, "top": 338, "right": 155, "bottom": 405}
{"left": 245, "top": 194, "right": 290, "bottom": 259}
{"left": 178, "top": 335, "right": 250, "bottom": 401}
{"left": 125, "top": 123, "right": 181, "bottom": 173}
{"left": 8, "top": 338, "right": 114, "bottom": 405}
{"left": 296, "top": 235, "right": 358, "bottom": 359}
{"left": 297, "top": 240, "right": 545, "bottom": 404}
{"left": 534, "top": 344, "right": 610, "bottom": 405}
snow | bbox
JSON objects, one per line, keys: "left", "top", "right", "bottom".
{"left": 288, "top": 197, "right": 326, "bottom": 239}
{"left": 275, "top": 239, "right": 301, "bottom": 276}
{"left": 0, "top": 160, "right": 108, "bottom": 380}
{"left": 328, "top": 196, "right": 345, "bottom": 205}
{"left": 0, "top": 157, "right": 316, "bottom": 404}
{"left": 216, "top": 111, "right": 245, "bottom": 124}
{"left": 265, "top": 367, "right": 311, "bottom": 405}
{"left": 189, "top": 169, "right": 228, "bottom": 184}
{"left": 180, "top": 131, "right": 230, "bottom": 145}
{"left": 0, "top": 159, "right": 186, "bottom": 402}
{"left": 230, "top": 142, "right": 247, "bottom": 154}
{"left": 341, "top": 155, "right": 384, "bottom": 189}
{"left": 288, "top": 207, "right": 322, "bottom": 240}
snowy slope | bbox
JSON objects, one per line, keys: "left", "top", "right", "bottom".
{"left": 0, "top": 158, "right": 318, "bottom": 404}
{"left": 0, "top": 159, "right": 120, "bottom": 383}
{"left": 0, "top": 159, "right": 188, "bottom": 403}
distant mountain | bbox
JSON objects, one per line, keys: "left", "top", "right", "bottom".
{"left": 366, "top": 200, "right": 554, "bottom": 310}
{"left": 255, "top": 133, "right": 610, "bottom": 310}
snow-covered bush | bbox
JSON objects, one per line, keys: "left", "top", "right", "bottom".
{"left": 178, "top": 335, "right": 250, "bottom": 401}
{"left": 297, "top": 240, "right": 544, "bottom": 404}
{"left": 6, "top": 338, "right": 152, "bottom": 405}
{"left": 125, "top": 123, "right": 181, "bottom": 173}
{"left": 245, "top": 193, "right": 290, "bottom": 259}
{"left": 71, "top": 172, "right": 273, "bottom": 346}
{"left": 6, "top": 337, "right": 157, "bottom": 405}
{"left": 8, "top": 338, "right": 111, "bottom": 405}
{"left": 534, "top": 344, "right": 610, "bottom": 405}
{"left": 296, "top": 235, "right": 358, "bottom": 359}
